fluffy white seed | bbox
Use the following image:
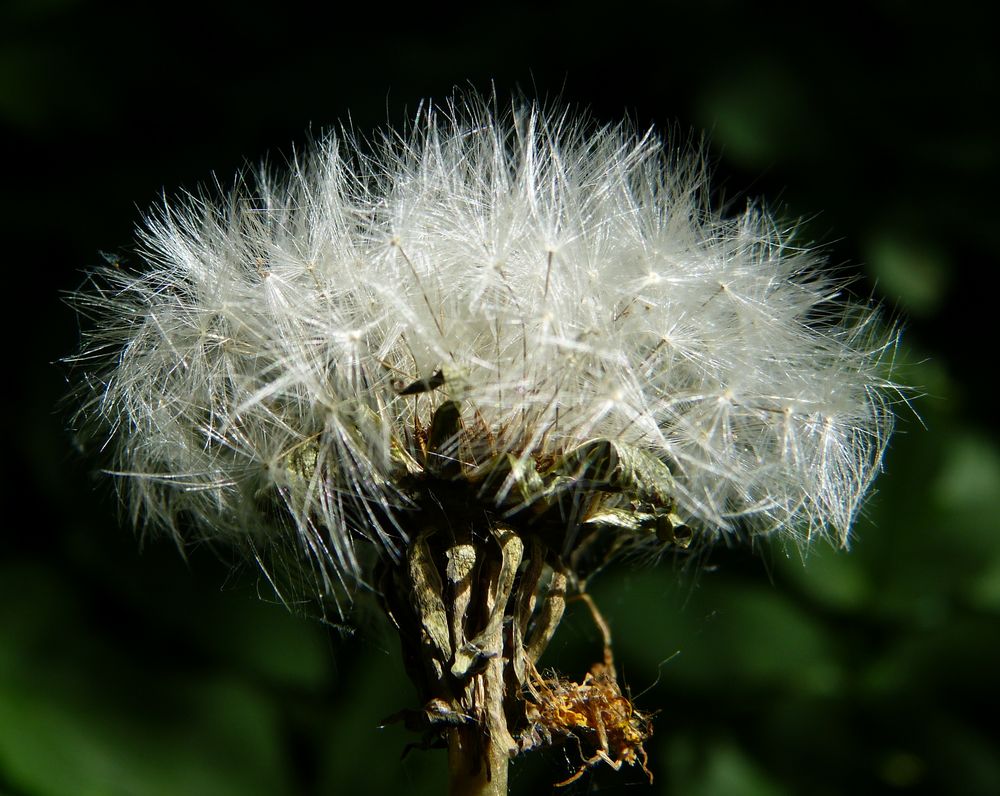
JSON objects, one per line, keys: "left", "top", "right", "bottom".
{"left": 69, "top": 96, "right": 898, "bottom": 604}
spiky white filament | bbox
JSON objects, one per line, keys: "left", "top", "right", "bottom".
{"left": 70, "top": 97, "right": 897, "bottom": 602}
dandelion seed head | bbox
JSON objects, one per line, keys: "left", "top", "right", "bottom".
{"left": 69, "top": 94, "right": 898, "bottom": 607}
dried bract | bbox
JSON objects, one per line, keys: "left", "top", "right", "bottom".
{"left": 524, "top": 662, "right": 653, "bottom": 787}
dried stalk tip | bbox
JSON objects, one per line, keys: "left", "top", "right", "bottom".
{"left": 524, "top": 662, "right": 653, "bottom": 787}
{"left": 522, "top": 595, "right": 653, "bottom": 787}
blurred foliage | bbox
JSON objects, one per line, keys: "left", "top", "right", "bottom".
{"left": 4, "top": 1, "right": 999, "bottom": 794}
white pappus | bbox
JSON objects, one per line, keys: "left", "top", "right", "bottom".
{"left": 68, "top": 95, "right": 898, "bottom": 610}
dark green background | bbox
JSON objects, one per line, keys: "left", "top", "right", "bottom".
{"left": 4, "top": 1, "right": 999, "bottom": 794}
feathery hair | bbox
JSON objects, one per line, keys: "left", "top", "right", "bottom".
{"left": 69, "top": 95, "right": 897, "bottom": 608}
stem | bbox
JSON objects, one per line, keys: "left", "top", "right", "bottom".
{"left": 445, "top": 532, "right": 516, "bottom": 796}
{"left": 447, "top": 722, "right": 508, "bottom": 796}
{"left": 376, "top": 505, "right": 653, "bottom": 793}
{"left": 378, "top": 511, "right": 533, "bottom": 796}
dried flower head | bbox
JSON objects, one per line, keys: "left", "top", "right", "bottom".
{"left": 69, "top": 95, "right": 897, "bottom": 611}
